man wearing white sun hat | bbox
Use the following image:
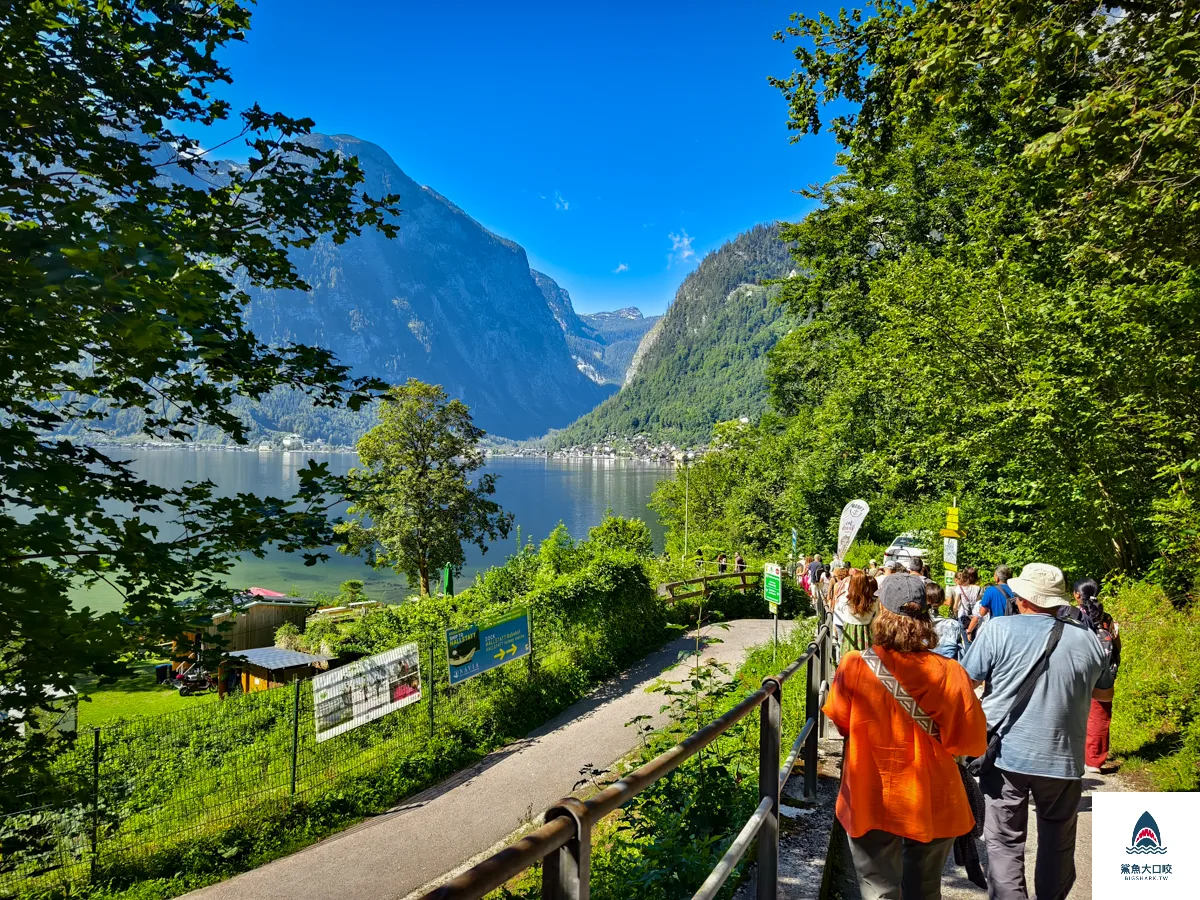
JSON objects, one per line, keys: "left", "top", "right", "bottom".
{"left": 960, "top": 562, "right": 1115, "bottom": 900}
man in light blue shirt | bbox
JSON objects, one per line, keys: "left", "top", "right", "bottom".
{"left": 961, "top": 563, "right": 1115, "bottom": 900}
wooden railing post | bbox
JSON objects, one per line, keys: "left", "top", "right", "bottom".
{"left": 757, "top": 678, "right": 781, "bottom": 900}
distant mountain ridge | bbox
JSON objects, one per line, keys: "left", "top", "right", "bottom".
{"left": 237, "top": 134, "right": 615, "bottom": 440}
{"left": 547, "top": 223, "right": 796, "bottom": 447}
{"left": 531, "top": 272, "right": 659, "bottom": 386}
{"left": 82, "top": 133, "right": 656, "bottom": 445}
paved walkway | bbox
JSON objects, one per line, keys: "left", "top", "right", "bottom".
{"left": 184, "top": 619, "right": 794, "bottom": 900}
{"left": 941, "top": 769, "right": 1129, "bottom": 900}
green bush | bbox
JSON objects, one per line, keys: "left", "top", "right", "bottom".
{"left": 1108, "top": 580, "right": 1200, "bottom": 791}
{"left": 7, "top": 522, "right": 677, "bottom": 900}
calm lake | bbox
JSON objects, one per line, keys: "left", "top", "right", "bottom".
{"left": 73, "top": 451, "right": 672, "bottom": 613}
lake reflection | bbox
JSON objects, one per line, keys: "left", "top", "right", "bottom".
{"left": 72, "top": 450, "right": 671, "bottom": 612}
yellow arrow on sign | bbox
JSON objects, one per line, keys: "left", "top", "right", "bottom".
{"left": 493, "top": 648, "right": 505, "bottom": 660}
{"left": 493, "top": 643, "right": 518, "bottom": 660}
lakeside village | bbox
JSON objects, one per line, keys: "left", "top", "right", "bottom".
{"left": 77, "top": 430, "right": 702, "bottom": 463}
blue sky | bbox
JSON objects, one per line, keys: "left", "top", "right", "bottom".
{"left": 210, "top": 1, "right": 839, "bottom": 314}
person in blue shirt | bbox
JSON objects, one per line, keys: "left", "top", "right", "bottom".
{"left": 969, "top": 565, "right": 1014, "bottom": 639}
{"left": 961, "top": 563, "right": 1115, "bottom": 900}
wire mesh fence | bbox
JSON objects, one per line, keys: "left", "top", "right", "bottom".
{"left": 0, "top": 622, "right": 580, "bottom": 898}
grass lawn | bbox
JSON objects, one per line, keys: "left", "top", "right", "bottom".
{"left": 76, "top": 661, "right": 219, "bottom": 728}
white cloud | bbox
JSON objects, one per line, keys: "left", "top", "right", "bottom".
{"left": 668, "top": 229, "right": 696, "bottom": 265}
{"left": 613, "top": 262, "right": 629, "bottom": 274}
{"left": 554, "top": 190, "right": 570, "bottom": 212}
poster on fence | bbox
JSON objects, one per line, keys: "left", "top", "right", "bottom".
{"left": 312, "top": 642, "right": 421, "bottom": 742}
{"left": 446, "top": 608, "right": 531, "bottom": 686}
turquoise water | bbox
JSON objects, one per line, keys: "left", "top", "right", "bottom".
{"left": 71, "top": 450, "right": 671, "bottom": 612}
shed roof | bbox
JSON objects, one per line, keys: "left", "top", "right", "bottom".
{"left": 226, "top": 647, "right": 331, "bottom": 670}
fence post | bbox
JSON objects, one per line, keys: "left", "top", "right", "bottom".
{"left": 757, "top": 678, "right": 781, "bottom": 900}
{"left": 528, "top": 612, "right": 535, "bottom": 680}
{"left": 290, "top": 678, "right": 301, "bottom": 797}
{"left": 89, "top": 726, "right": 100, "bottom": 880}
{"left": 817, "top": 621, "right": 829, "bottom": 739}
{"left": 804, "top": 652, "right": 819, "bottom": 803}
{"left": 544, "top": 799, "right": 590, "bottom": 900}
{"left": 428, "top": 638, "right": 436, "bottom": 738}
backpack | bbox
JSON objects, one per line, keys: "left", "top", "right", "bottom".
{"left": 999, "top": 585, "right": 1018, "bottom": 617}
{"left": 1094, "top": 617, "right": 1120, "bottom": 681}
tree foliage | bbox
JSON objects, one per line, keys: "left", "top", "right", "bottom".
{"left": 670, "top": 1, "right": 1200, "bottom": 592}
{"left": 0, "top": 0, "right": 399, "bottom": 797}
{"left": 337, "top": 381, "right": 513, "bottom": 595}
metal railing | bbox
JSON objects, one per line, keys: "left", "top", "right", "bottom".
{"left": 422, "top": 613, "right": 833, "bottom": 900}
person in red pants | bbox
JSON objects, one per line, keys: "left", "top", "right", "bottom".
{"left": 1086, "top": 696, "right": 1113, "bottom": 770}
{"left": 1074, "top": 578, "right": 1121, "bottom": 773}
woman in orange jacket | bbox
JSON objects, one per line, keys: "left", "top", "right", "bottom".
{"left": 823, "top": 574, "right": 988, "bottom": 900}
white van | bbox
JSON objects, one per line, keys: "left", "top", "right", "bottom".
{"left": 883, "top": 532, "right": 932, "bottom": 568}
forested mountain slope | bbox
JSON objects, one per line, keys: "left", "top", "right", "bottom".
{"left": 547, "top": 224, "right": 796, "bottom": 447}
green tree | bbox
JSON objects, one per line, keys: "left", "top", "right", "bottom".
{"left": 337, "top": 381, "right": 513, "bottom": 595}
{"left": 588, "top": 512, "right": 654, "bottom": 557}
{"left": 1, "top": 0, "right": 399, "bottom": 797}
{"left": 744, "top": 0, "right": 1200, "bottom": 581}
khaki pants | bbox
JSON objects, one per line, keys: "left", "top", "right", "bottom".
{"left": 847, "top": 829, "right": 955, "bottom": 900}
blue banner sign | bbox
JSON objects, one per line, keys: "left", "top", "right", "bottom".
{"left": 446, "top": 608, "right": 531, "bottom": 685}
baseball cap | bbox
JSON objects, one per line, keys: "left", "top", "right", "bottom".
{"left": 877, "top": 574, "right": 928, "bottom": 617}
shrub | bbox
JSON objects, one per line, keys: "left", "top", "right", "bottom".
{"left": 1108, "top": 580, "right": 1200, "bottom": 791}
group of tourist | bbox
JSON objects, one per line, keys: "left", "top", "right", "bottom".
{"left": 696, "top": 549, "right": 745, "bottom": 574}
{"left": 810, "top": 556, "right": 1121, "bottom": 900}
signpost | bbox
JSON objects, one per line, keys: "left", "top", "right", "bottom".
{"left": 940, "top": 505, "right": 965, "bottom": 589}
{"left": 764, "top": 563, "right": 782, "bottom": 660}
{"left": 446, "top": 608, "right": 531, "bottom": 686}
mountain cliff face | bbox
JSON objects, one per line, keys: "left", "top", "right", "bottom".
{"left": 531, "top": 271, "right": 659, "bottom": 386}
{"left": 239, "top": 134, "right": 614, "bottom": 440}
{"left": 547, "top": 223, "right": 796, "bottom": 447}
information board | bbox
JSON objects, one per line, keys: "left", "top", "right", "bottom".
{"left": 313, "top": 642, "right": 422, "bottom": 743}
{"left": 446, "top": 608, "right": 531, "bottom": 686}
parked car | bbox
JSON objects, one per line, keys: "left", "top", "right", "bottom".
{"left": 883, "top": 531, "right": 932, "bottom": 568}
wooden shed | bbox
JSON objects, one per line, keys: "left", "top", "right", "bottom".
{"left": 225, "top": 647, "right": 332, "bottom": 693}
{"left": 173, "top": 588, "right": 317, "bottom": 672}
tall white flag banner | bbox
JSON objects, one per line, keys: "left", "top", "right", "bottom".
{"left": 836, "top": 500, "right": 870, "bottom": 561}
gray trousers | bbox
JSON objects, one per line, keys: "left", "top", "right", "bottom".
{"left": 981, "top": 768, "right": 1082, "bottom": 900}
{"left": 847, "top": 829, "right": 955, "bottom": 900}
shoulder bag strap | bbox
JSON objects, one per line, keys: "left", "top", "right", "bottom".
{"left": 861, "top": 647, "right": 940, "bottom": 739}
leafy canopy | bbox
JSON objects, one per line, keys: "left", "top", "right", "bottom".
{"left": 665, "top": 1, "right": 1200, "bottom": 589}
{"left": 1, "top": 0, "right": 398, "bottom": 795}
{"left": 336, "top": 380, "right": 514, "bottom": 595}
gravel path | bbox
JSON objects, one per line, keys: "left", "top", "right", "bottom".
{"left": 183, "top": 619, "right": 794, "bottom": 900}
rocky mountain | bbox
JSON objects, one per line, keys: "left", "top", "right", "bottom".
{"left": 233, "top": 134, "right": 615, "bottom": 440}
{"left": 531, "top": 272, "right": 659, "bottom": 386}
{"left": 547, "top": 223, "right": 796, "bottom": 447}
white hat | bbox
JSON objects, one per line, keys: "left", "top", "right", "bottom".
{"left": 1008, "top": 562, "right": 1070, "bottom": 608}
